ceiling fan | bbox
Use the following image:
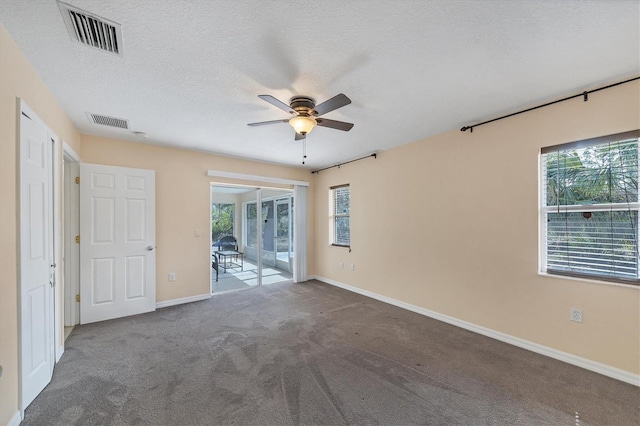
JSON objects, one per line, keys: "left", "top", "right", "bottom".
{"left": 247, "top": 93, "right": 354, "bottom": 141}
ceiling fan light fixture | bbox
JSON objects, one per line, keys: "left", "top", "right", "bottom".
{"left": 289, "top": 115, "right": 316, "bottom": 135}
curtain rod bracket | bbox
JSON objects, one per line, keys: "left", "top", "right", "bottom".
{"left": 583, "top": 91, "right": 588, "bottom": 102}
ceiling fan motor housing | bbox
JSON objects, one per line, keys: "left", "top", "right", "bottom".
{"left": 289, "top": 96, "right": 316, "bottom": 115}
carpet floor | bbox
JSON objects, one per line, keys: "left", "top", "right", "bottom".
{"left": 23, "top": 280, "right": 638, "bottom": 425}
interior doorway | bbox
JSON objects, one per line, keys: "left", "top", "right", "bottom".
{"left": 62, "top": 143, "right": 80, "bottom": 329}
{"left": 210, "top": 184, "right": 294, "bottom": 294}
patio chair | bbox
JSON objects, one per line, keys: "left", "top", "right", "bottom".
{"left": 216, "top": 235, "right": 238, "bottom": 252}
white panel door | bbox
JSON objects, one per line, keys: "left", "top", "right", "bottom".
{"left": 19, "top": 104, "right": 55, "bottom": 409}
{"left": 80, "top": 163, "right": 156, "bottom": 324}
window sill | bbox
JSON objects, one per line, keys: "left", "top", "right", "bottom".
{"left": 538, "top": 271, "right": 640, "bottom": 289}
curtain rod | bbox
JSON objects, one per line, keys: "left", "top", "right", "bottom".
{"left": 460, "top": 76, "right": 640, "bottom": 133}
{"left": 311, "top": 153, "right": 377, "bottom": 174}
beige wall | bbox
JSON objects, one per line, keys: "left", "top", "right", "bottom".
{"left": 313, "top": 81, "right": 640, "bottom": 374}
{"left": 81, "top": 135, "right": 314, "bottom": 302}
{"left": 0, "top": 24, "right": 81, "bottom": 425}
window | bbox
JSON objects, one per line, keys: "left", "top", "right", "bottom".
{"left": 330, "top": 184, "right": 350, "bottom": 246}
{"left": 245, "top": 202, "right": 257, "bottom": 248}
{"left": 540, "top": 130, "right": 640, "bottom": 284}
{"left": 211, "top": 203, "right": 234, "bottom": 243}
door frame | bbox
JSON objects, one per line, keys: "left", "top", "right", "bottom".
{"left": 52, "top": 131, "right": 62, "bottom": 362}
{"left": 63, "top": 142, "right": 80, "bottom": 327}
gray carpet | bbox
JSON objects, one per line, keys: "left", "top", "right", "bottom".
{"left": 24, "top": 280, "right": 639, "bottom": 425}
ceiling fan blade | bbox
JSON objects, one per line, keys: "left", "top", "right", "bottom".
{"left": 258, "top": 95, "right": 296, "bottom": 114}
{"left": 313, "top": 93, "right": 351, "bottom": 116}
{"left": 315, "top": 118, "right": 354, "bottom": 131}
{"left": 247, "top": 119, "right": 289, "bottom": 127}
{"left": 295, "top": 132, "right": 306, "bottom": 141}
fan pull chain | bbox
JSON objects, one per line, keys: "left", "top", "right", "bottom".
{"left": 302, "top": 139, "right": 307, "bottom": 165}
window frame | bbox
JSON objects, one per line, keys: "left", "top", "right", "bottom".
{"left": 539, "top": 130, "right": 640, "bottom": 286}
{"left": 329, "top": 184, "right": 351, "bottom": 248}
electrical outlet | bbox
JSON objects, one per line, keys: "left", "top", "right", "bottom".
{"left": 168, "top": 273, "right": 176, "bottom": 282}
{"left": 570, "top": 308, "right": 583, "bottom": 323}
{"left": 350, "top": 264, "right": 355, "bottom": 271}
{"left": 339, "top": 262, "right": 344, "bottom": 269}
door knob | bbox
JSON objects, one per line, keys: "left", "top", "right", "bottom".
{"left": 146, "top": 246, "right": 154, "bottom": 251}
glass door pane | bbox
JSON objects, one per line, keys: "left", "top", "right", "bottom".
{"left": 211, "top": 186, "right": 256, "bottom": 293}
{"left": 261, "top": 199, "right": 276, "bottom": 268}
{"left": 261, "top": 190, "right": 293, "bottom": 285}
{"left": 243, "top": 192, "right": 260, "bottom": 287}
{"left": 276, "top": 199, "right": 291, "bottom": 272}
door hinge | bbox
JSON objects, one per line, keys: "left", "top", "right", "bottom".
{"left": 75, "top": 235, "right": 80, "bottom": 243}
{"left": 75, "top": 294, "right": 80, "bottom": 302}
{"left": 75, "top": 176, "right": 80, "bottom": 184}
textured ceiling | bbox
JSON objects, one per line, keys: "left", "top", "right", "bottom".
{"left": 1, "top": 0, "right": 638, "bottom": 169}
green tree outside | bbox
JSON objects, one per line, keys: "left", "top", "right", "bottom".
{"left": 211, "top": 203, "right": 234, "bottom": 243}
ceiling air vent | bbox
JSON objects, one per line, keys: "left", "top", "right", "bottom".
{"left": 58, "top": 1, "right": 123, "bottom": 56}
{"left": 86, "top": 113, "right": 129, "bottom": 129}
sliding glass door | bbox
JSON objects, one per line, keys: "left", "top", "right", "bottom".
{"left": 211, "top": 185, "right": 257, "bottom": 293}
{"left": 258, "top": 191, "right": 293, "bottom": 274}
{"left": 248, "top": 190, "right": 293, "bottom": 285}
{"left": 210, "top": 182, "right": 304, "bottom": 293}
{"left": 275, "top": 198, "right": 292, "bottom": 271}
{"left": 261, "top": 199, "right": 276, "bottom": 268}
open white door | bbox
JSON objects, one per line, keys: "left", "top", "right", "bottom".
{"left": 79, "top": 163, "right": 156, "bottom": 324}
{"left": 19, "top": 103, "right": 55, "bottom": 410}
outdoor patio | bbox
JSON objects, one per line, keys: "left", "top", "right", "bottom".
{"left": 211, "top": 256, "right": 292, "bottom": 294}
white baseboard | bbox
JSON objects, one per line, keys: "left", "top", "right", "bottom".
{"left": 156, "top": 293, "right": 211, "bottom": 309}
{"left": 56, "top": 344, "right": 64, "bottom": 362}
{"left": 310, "top": 275, "right": 640, "bottom": 387}
{"left": 8, "top": 411, "right": 22, "bottom": 426}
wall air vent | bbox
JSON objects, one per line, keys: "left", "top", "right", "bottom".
{"left": 58, "top": 1, "right": 123, "bottom": 56}
{"left": 86, "top": 113, "right": 129, "bottom": 129}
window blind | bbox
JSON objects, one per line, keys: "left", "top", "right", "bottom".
{"left": 541, "top": 132, "right": 639, "bottom": 284}
{"left": 331, "top": 185, "right": 350, "bottom": 246}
